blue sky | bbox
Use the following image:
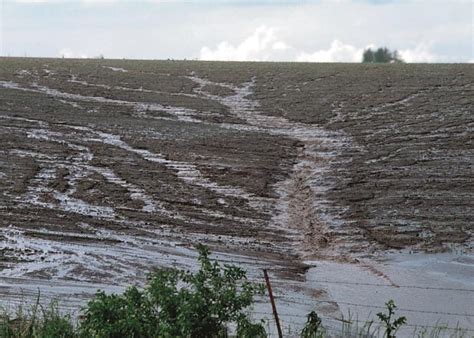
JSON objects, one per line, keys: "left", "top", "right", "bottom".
{"left": 1, "top": 0, "right": 473, "bottom": 62}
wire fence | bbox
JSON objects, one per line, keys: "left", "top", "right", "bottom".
{"left": 272, "top": 295, "right": 474, "bottom": 318}
{"left": 255, "top": 272, "right": 474, "bottom": 335}
{"left": 3, "top": 266, "right": 472, "bottom": 334}
{"left": 252, "top": 309, "right": 474, "bottom": 333}
{"left": 304, "top": 278, "right": 474, "bottom": 293}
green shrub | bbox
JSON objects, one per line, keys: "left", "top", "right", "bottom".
{"left": 79, "top": 244, "right": 266, "bottom": 337}
{"left": 78, "top": 288, "right": 157, "bottom": 338}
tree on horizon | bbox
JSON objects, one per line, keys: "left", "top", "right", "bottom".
{"left": 362, "top": 47, "right": 404, "bottom": 63}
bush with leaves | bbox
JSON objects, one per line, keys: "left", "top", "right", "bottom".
{"left": 79, "top": 244, "right": 266, "bottom": 337}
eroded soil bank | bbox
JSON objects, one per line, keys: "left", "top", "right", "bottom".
{"left": 0, "top": 58, "right": 472, "bottom": 334}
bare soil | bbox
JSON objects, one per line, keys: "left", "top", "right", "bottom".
{"left": 0, "top": 58, "right": 472, "bottom": 325}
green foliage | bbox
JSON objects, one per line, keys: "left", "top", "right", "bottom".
{"left": 301, "top": 311, "right": 325, "bottom": 338}
{"left": 236, "top": 317, "right": 267, "bottom": 338}
{"left": 79, "top": 244, "right": 266, "bottom": 337}
{"left": 339, "top": 310, "right": 379, "bottom": 337}
{"left": 0, "top": 300, "right": 75, "bottom": 338}
{"left": 415, "top": 323, "right": 468, "bottom": 338}
{"left": 377, "top": 300, "right": 407, "bottom": 338}
{"left": 37, "top": 304, "right": 75, "bottom": 338}
{"left": 79, "top": 288, "right": 157, "bottom": 338}
{"left": 363, "top": 48, "right": 375, "bottom": 63}
{"left": 362, "top": 47, "right": 403, "bottom": 63}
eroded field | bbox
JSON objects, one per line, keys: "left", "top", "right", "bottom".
{"left": 0, "top": 58, "right": 473, "bottom": 333}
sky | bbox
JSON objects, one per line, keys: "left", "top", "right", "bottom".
{"left": 0, "top": 0, "right": 473, "bottom": 63}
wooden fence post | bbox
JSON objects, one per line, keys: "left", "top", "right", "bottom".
{"left": 263, "top": 269, "right": 283, "bottom": 338}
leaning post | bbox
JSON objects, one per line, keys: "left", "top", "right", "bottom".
{"left": 263, "top": 269, "right": 283, "bottom": 338}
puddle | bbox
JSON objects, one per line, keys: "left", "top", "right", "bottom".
{"left": 305, "top": 252, "right": 474, "bottom": 332}
{"left": 103, "top": 66, "right": 128, "bottom": 73}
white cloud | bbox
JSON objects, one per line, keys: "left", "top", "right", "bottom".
{"left": 200, "top": 27, "right": 370, "bottom": 63}
{"left": 59, "top": 48, "right": 88, "bottom": 59}
{"left": 399, "top": 44, "right": 438, "bottom": 63}
{"left": 199, "top": 26, "right": 444, "bottom": 63}
{"left": 199, "top": 25, "right": 370, "bottom": 62}
{"left": 199, "top": 25, "right": 294, "bottom": 61}
{"left": 298, "top": 41, "right": 442, "bottom": 64}
{"left": 297, "top": 40, "right": 366, "bottom": 63}
{"left": 272, "top": 41, "right": 289, "bottom": 51}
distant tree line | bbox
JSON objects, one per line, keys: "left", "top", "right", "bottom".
{"left": 362, "top": 47, "right": 404, "bottom": 63}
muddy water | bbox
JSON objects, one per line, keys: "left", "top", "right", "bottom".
{"left": 1, "top": 60, "right": 472, "bottom": 335}
{"left": 187, "top": 75, "right": 356, "bottom": 256}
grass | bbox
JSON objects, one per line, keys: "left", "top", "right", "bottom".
{"left": 0, "top": 297, "right": 75, "bottom": 338}
{"left": 2, "top": 301, "right": 469, "bottom": 338}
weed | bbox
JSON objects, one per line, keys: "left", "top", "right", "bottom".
{"left": 301, "top": 311, "right": 326, "bottom": 338}
{"left": 376, "top": 300, "right": 407, "bottom": 338}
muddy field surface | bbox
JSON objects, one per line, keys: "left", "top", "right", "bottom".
{"left": 0, "top": 58, "right": 473, "bottom": 333}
